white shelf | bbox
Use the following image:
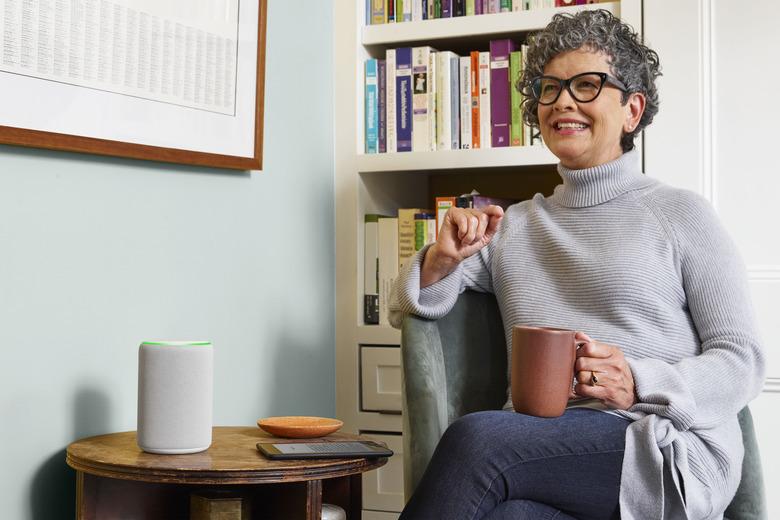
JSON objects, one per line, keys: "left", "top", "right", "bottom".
{"left": 358, "top": 325, "right": 402, "bottom": 345}
{"left": 361, "top": 2, "right": 619, "bottom": 46}
{"left": 358, "top": 145, "right": 557, "bottom": 173}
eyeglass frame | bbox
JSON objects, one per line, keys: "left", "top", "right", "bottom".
{"left": 528, "top": 72, "right": 629, "bottom": 105}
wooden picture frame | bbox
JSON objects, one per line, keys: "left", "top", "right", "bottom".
{"left": 0, "top": 0, "right": 267, "bottom": 170}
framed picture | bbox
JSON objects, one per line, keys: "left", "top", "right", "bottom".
{"left": 0, "top": 0, "right": 267, "bottom": 170}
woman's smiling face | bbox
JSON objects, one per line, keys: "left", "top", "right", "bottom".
{"left": 537, "top": 48, "right": 645, "bottom": 170}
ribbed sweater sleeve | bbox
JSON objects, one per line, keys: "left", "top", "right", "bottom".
{"left": 626, "top": 190, "right": 766, "bottom": 430}
{"left": 388, "top": 238, "right": 495, "bottom": 328}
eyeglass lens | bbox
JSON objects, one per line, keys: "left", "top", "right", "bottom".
{"left": 534, "top": 73, "right": 605, "bottom": 104}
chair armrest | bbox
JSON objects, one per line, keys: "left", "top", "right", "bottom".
{"left": 401, "top": 313, "right": 450, "bottom": 500}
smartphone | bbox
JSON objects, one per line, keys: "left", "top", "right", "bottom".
{"left": 257, "top": 440, "right": 393, "bottom": 460}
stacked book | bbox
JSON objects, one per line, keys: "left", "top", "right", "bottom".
{"left": 363, "top": 193, "right": 518, "bottom": 325}
{"left": 364, "top": 39, "right": 543, "bottom": 154}
{"left": 367, "top": 0, "right": 603, "bottom": 24}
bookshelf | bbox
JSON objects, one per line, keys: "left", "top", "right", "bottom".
{"left": 334, "top": 2, "right": 642, "bottom": 517}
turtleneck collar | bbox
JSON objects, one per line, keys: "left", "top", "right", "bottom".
{"left": 551, "top": 149, "right": 653, "bottom": 208}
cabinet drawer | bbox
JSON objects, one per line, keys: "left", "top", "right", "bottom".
{"left": 362, "top": 511, "right": 400, "bottom": 520}
{"left": 361, "top": 433, "right": 405, "bottom": 512}
{"left": 361, "top": 346, "right": 402, "bottom": 412}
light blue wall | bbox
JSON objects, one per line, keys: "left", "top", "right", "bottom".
{"left": 0, "top": 2, "right": 334, "bottom": 518}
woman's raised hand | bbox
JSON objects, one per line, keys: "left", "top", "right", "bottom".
{"left": 421, "top": 205, "right": 504, "bottom": 287}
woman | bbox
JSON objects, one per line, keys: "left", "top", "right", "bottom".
{"left": 390, "top": 9, "right": 765, "bottom": 520}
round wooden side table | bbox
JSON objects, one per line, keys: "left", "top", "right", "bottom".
{"left": 66, "top": 426, "right": 388, "bottom": 520}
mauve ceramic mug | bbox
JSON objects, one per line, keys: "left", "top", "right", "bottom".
{"left": 511, "top": 326, "right": 581, "bottom": 417}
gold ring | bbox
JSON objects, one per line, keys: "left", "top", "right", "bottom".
{"left": 590, "top": 371, "right": 599, "bottom": 386}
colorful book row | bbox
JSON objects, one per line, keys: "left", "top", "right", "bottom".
{"left": 366, "top": 0, "right": 603, "bottom": 25}
{"left": 364, "top": 39, "right": 542, "bottom": 155}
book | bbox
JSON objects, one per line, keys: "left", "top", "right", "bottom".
{"left": 378, "top": 59, "right": 387, "bottom": 153}
{"left": 396, "top": 47, "right": 413, "bottom": 152}
{"left": 365, "top": 59, "right": 379, "bottom": 154}
{"left": 512, "top": 0, "right": 523, "bottom": 10}
{"left": 454, "top": 0, "right": 465, "bottom": 16}
{"left": 414, "top": 213, "right": 437, "bottom": 251}
{"left": 436, "top": 51, "right": 460, "bottom": 151}
{"left": 434, "top": 0, "right": 442, "bottom": 17}
{"left": 489, "top": 38, "right": 518, "bottom": 147}
{"left": 500, "top": 0, "right": 511, "bottom": 11}
{"left": 386, "top": 49, "right": 397, "bottom": 153}
{"left": 459, "top": 56, "right": 472, "bottom": 149}
{"left": 401, "top": 0, "right": 412, "bottom": 21}
{"left": 371, "top": 0, "right": 385, "bottom": 24}
{"left": 377, "top": 217, "right": 399, "bottom": 326}
{"left": 387, "top": 0, "right": 395, "bottom": 22}
{"left": 442, "top": 0, "right": 452, "bottom": 17}
{"left": 435, "top": 196, "right": 457, "bottom": 237}
{"left": 475, "top": 0, "right": 483, "bottom": 14}
{"left": 470, "top": 51, "right": 481, "bottom": 149}
{"left": 478, "top": 51, "right": 491, "bottom": 149}
{"left": 427, "top": 50, "right": 438, "bottom": 152}
{"left": 413, "top": 0, "right": 424, "bottom": 21}
{"left": 398, "top": 208, "right": 431, "bottom": 269}
{"left": 412, "top": 46, "right": 437, "bottom": 152}
{"left": 509, "top": 50, "right": 523, "bottom": 146}
{"left": 364, "top": 214, "right": 382, "bottom": 325}
{"left": 488, "top": 0, "right": 499, "bottom": 13}
{"left": 466, "top": 0, "right": 476, "bottom": 15}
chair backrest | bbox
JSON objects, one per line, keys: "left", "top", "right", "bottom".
{"left": 401, "top": 290, "right": 766, "bottom": 518}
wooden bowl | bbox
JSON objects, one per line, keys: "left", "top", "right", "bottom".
{"left": 257, "top": 416, "right": 344, "bottom": 438}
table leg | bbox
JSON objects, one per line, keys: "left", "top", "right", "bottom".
{"left": 322, "top": 473, "right": 362, "bottom": 519}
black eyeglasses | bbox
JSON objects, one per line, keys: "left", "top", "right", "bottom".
{"left": 530, "top": 72, "right": 628, "bottom": 105}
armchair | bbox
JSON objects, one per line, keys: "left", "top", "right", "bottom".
{"left": 400, "top": 290, "right": 766, "bottom": 519}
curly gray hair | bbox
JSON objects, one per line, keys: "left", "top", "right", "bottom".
{"left": 519, "top": 9, "right": 661, "bottom": 152}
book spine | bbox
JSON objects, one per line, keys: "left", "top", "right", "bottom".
{"left": 427, "top": 51, "right": 438, "bottom": 151}
{"left": 414, "top": 213, "right": 436, "bottom": 250}
{"left": 413, "top": 0, "right": 423, "bottom": 21}
{"left": 436, "top": 52, "right": 451, "bottom": 150}
{"left": 387, "top": 0, "right": 395, "bottom": 22}
{"left": 489, "top": 38, "right": 517, "bottom": 147}
{"left": 478, "top": 51, "right": 491, "bottom": 149}
{"left": 371, "top": 0, "right": 385, "bottom": 24}
{"left": 398, "top": 208, "right": 426, "bottom": 270}
{"left": 500, "top": 0, "right": 511, "bottom": 11}
{"left": 396, "top": 47, "right": 413, "bottom": 152}
{"left": 404, "top": 0, "right": 413, "bottom": 21}
{"left": 470, "top": 51, "right": 480, "bottom": 149}
{"left": 364, "top": 215, "right": 380, "bottom": 324}
{"left": 459, "top": 56, "right": 472, "bottom": 149}
{"left": 512, "top": 0, "right": 522, "bottom": 10}
{"left": 386, "top": 49, "right": 397, "bottom": 153}
{"left": 509, "top": 50, "right": 523, "bottom": 146}
{"left": 442, "top": 0, "right": 452, "bottom": 17}
{"left": 412, "top": 47, "right": 434, "bottom": 152}
{"left": 435, "top": 0, "right": 442, "bottom": 18}
{"left": 435, "top": 197, "right": 457, "bottom": 238}
{"left": 449, "top": 55, "right": 460, "bottom": 150}
{"left": 521, "top": 43, "right": 532, "bottom": 147}
{"left": 475, "top": 0, "right": 483, "bottom": 14}
{"left": 428, "top": 0, "right": 436, "bottom": 19}
{"left": 488, "top": 0, "right": 499, "bottom": 13}
{"left": 377, "top": 217, "right": 399, "bottom": 326}
{"left": 365, "top": 59, "right": 378, "bottom": 154}
{"left": 466, "top": 0, "right": 475, "bottom": 15}
{"left": 454, "top": 0, "right": 465, "bottom": 16}
{"left": 378, "top": 59, "right": 387, "bottom": 153}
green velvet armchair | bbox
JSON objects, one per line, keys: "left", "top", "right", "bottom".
{"left": 400, "top": 290, "right": 767, "bottom": 519}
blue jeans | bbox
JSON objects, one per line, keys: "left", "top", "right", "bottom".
{"left": 399, "top": 408, "right": 630, "bottom": 520}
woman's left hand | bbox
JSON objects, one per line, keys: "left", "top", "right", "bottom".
{"left": 572, "top": 331, "right": 637, "bottom": 410}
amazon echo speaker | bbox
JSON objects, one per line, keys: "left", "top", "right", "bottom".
{"left": 137, "top": 340, "right": 213, "bottom": 454}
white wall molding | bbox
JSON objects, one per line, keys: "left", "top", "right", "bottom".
{"left": 747, "top": 266, "right": 780, "bottom": 282}
{"left": 699, "top": 0, "right": 716, "bottom": 207}
{"left": 764, "top": 377, "right": 780, "bottom": 394}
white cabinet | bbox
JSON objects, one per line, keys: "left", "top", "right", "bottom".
{"left": 334, "top": 2, "right": 643, "bottom": 517}
{"left": 361, "top": 346, "right": 402, "bottom": 413}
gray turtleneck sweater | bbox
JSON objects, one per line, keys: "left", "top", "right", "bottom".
{"left": 389, "top": 150, "right": 765, "bottom": 520}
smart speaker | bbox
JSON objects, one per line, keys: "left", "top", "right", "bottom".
{"left": 137, "top": 340, "right": 213, "bottom": 454}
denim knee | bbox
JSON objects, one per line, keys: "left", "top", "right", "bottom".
{"left": 438, "top": 410, "right": 504, "bottom": 454}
